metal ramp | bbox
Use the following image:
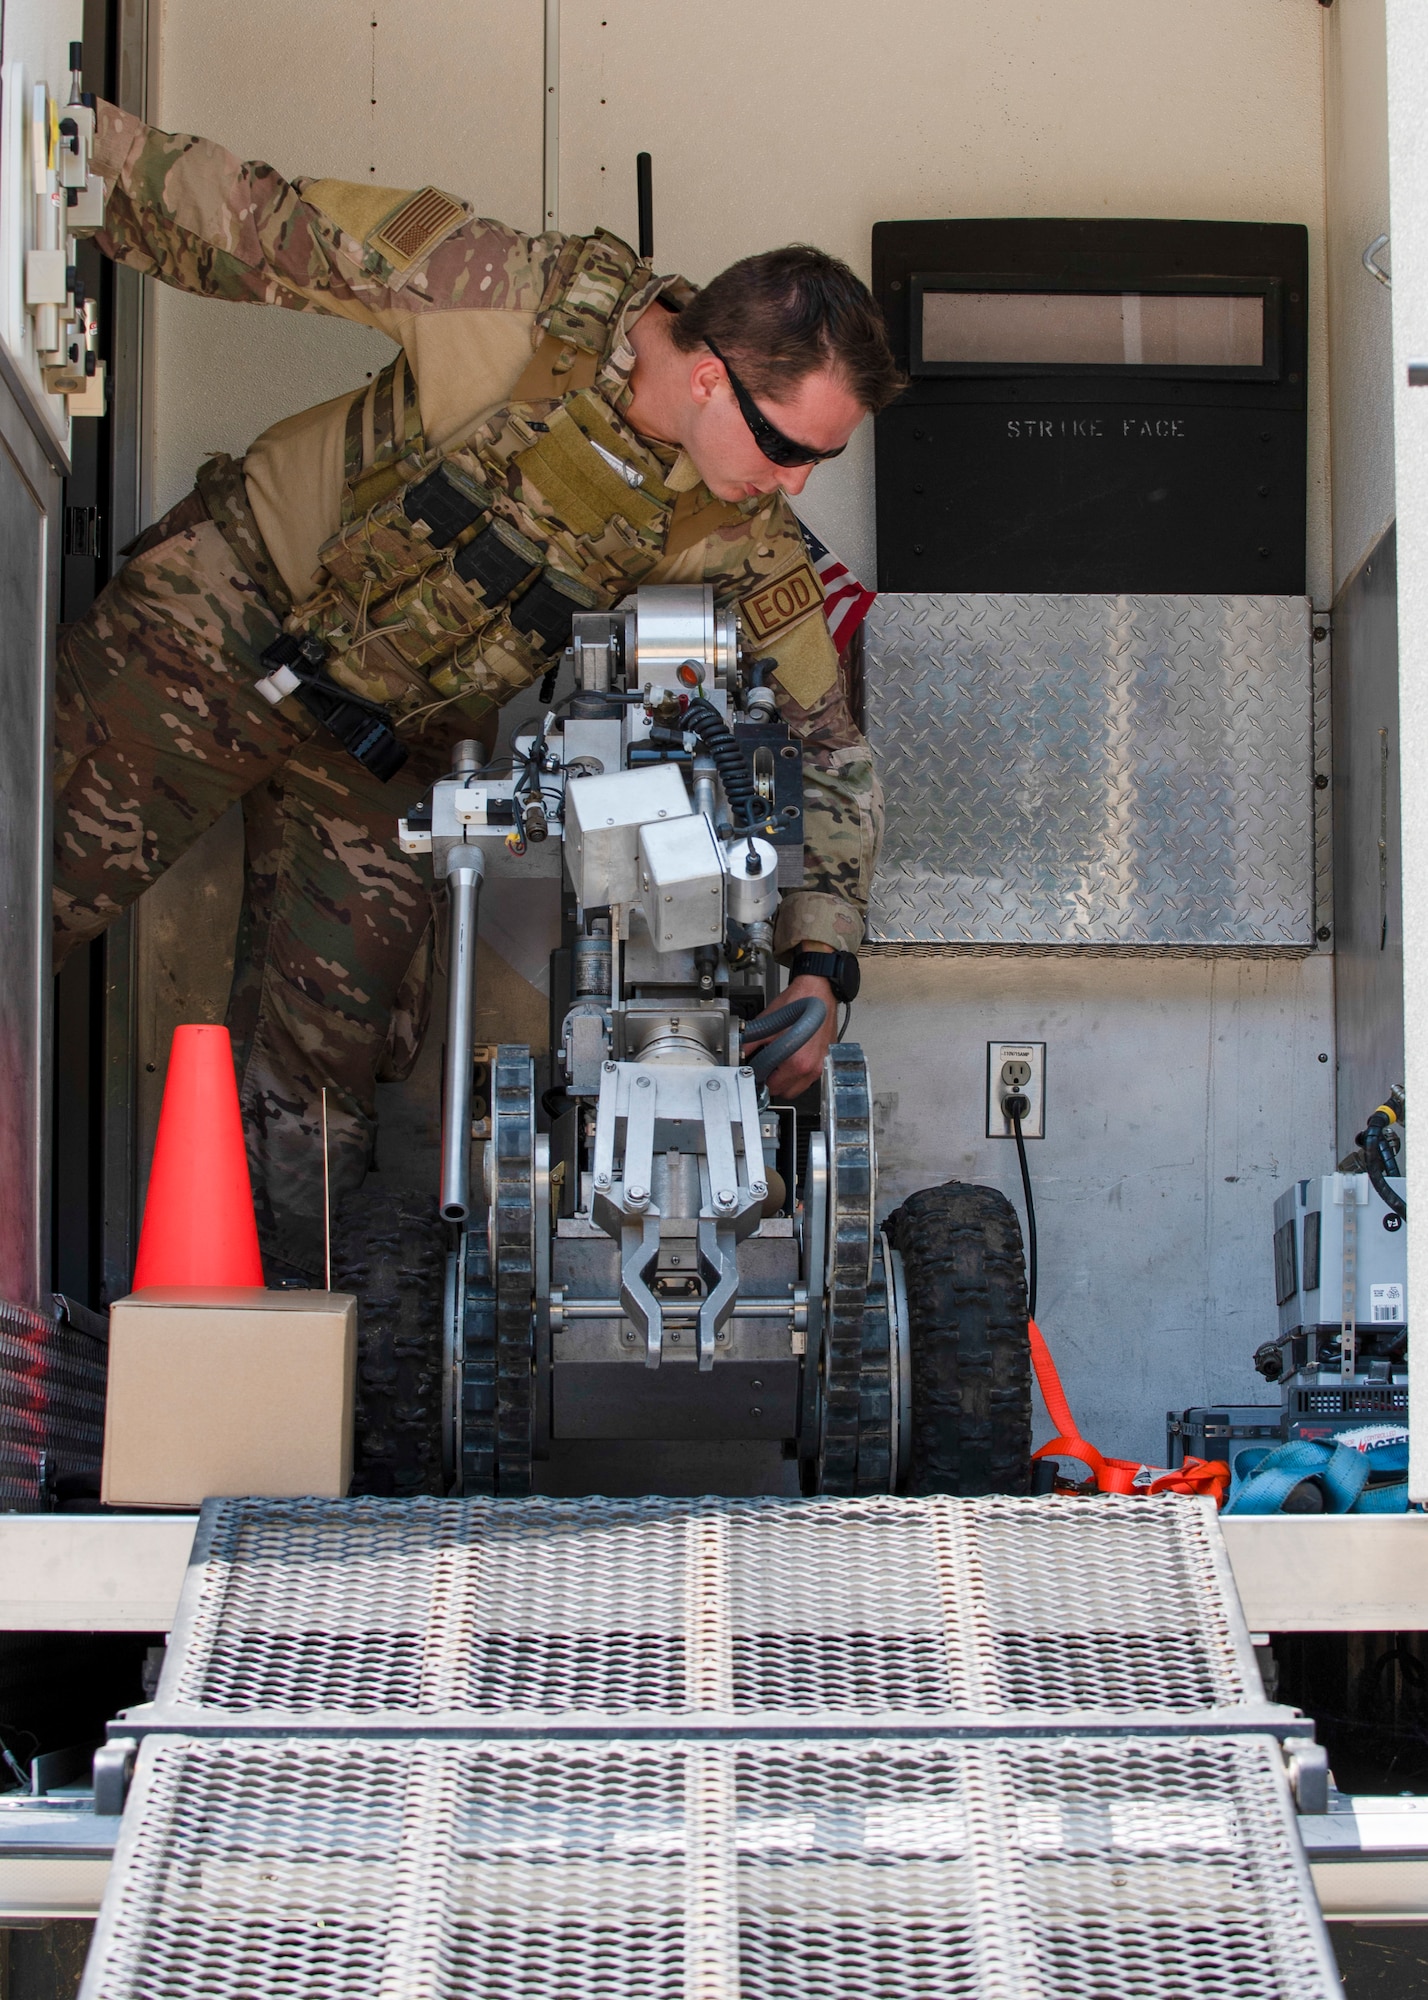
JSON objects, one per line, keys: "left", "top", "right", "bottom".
{"left": 79, "top": 1494, "right": 1341, "bottom": 1999}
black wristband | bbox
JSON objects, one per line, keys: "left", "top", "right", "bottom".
{"left": 789, "top": 950, "right": 860, "bottom": 1005}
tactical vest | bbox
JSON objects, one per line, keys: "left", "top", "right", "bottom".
{"left": 281, "top": 230, "right": 723, "bottom": 729}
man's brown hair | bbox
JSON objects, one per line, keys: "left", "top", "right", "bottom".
{"left": 669, "top": 245, "right": 905, "bottom": 414}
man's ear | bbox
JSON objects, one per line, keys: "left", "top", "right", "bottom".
{"left": 687, "top": 350, "right": 724, "bottom": 408}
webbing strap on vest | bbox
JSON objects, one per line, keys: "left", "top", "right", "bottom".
{"left": 1029, "top": 1318, "right": 1232, "bottom": 1502}
{"left": 344, "top": 350, "right": 425, "bottom": 519}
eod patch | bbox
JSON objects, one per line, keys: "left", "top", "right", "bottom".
{"left": 740, "top": 558, "right": 824, "bottom": 646}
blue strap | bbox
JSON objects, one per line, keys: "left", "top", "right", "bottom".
{"left": 1224, "top": 1436, "right": 1407, "bottom": 1515}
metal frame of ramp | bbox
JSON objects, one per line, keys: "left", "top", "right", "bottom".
{"left": 78, "top": 1493, "right": 1342, "bottom": 2000}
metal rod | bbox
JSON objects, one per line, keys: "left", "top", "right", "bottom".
{"left": 556, "top": 1295, "right": 795, "bottom": 1321}
{"left": 636, "top": 151, "right": 653, "bottom": 260}
{"left": 439, "top": 859, "right": 485, "bottom": 1220}
{"left": 115, "top": 1702, "right": 1303, "bottom": 1744}
{"left": 321, "top": 1088, "right": 331, "bottom": 1289}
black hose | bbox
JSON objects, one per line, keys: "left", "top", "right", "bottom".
{"left": 1010, "top": 1105, "right": 1038, "bottom": 1320}
{"left": 682, "top": 698, "right": 763, "bottom": 830}
{"left": 743, "top": 996, "right": 827, "bottom": 1088}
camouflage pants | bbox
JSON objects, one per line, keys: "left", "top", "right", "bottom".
{"left": 53, "top": 491, "right": 475, "bottom": 1279}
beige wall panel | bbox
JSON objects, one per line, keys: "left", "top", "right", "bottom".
{"left": 1387, "top": 0, "right": 1428, "bottom": 1497}
{"left": 558, "top": 0, "right": 1328, "bottom": 596}
{"left": 150, "top": 0, "right": 543, "bottom": 515}
{"left": 1324, "top": 0, "right": 1394, "bottom": 594}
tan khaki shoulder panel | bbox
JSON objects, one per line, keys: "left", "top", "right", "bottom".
{"left": 301, "top": 179, "right": 469, "bottom": 269}
{"left": 302, "top": 179, "right": 418, "bottom": 243}
{"left": 766, "top": 612, "right": 839, "bottom": 709}
{"left": 739, "top": 554, "right": 837, "bottom": 709}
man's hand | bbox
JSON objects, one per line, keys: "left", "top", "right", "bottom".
{"left": 744, "top": 971, "right": 838, "bottom": 1101}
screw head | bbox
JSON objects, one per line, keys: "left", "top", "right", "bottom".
{"left": 706, "top": 1078, "right": 721, "bottom": 1092}
{"left": 596, "top": 1172, "right": 611, "bottom": 1186}
{"left": 636, "top": 1074, "right": 651, "bottom": 1088}
{"left": 1316, "top": 926, "right": 1331, "bottom": 942}
{"left": 604, "top": 1061, "right": 616, "bottom": 1073}
{"left": 750, "top": 1406, "right": 762, "bottom": 1418}
{"left": 717, "top": 1189, "right": 735, "bottom": 1207}
{"left": 752, "top": 1182, "right": 767, "bottom": 1197}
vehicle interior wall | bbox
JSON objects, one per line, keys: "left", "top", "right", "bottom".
{"left": 0, "top": 0, "right": 84, "bottom": 1315}
{"left": 1322, "top": 0, "right": 1403, "bottom": 1160}
{"left": 131, "top": 0, "right": 1343, "bottom": 1466}
{"left": 1385, "top": 0, "right": 1428, "bottom": 1498}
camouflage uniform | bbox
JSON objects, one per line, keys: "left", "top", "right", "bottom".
{"left": 57, "top": 104, "right": 883, "bottom": 1278}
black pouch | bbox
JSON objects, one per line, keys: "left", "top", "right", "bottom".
{"left": 453, "top": 518, "right": 545, "bottom": 599}
{"left": 510, "top": 567, "right": 602, "bottom": 651}
{"left": 401, "top": 463, "right": 494, "bottom": 548}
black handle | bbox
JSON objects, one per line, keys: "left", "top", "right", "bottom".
{"left": 636, "top": 152, "right": 653, "bottom": 261}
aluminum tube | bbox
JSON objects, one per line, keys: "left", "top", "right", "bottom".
{"left": 556, "top": 1296, "right": 794, "bottom": 1320}
{"left": 439, "top": 858, "right": 485, "bottom": 1220}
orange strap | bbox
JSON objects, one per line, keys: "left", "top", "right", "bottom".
{"left": 1027, "top": 1318, "right": 1230, "bottom": 1505}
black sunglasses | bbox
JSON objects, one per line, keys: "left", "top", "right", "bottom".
{"left": 704, "top": 337, "right": 847, "bottom": 469}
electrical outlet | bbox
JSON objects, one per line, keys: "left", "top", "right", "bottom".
{"left": 986, "top": 1041, "right": 1046, "bottom": 1139}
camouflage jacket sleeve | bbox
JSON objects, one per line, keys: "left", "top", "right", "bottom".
{"left": 770, "top": 645, "right": 884, "bottom": 960}
{"left": 88, "top": 101, "right": 556, "bottom": 324}
{"left": 674, "top": 486, "right": 883, "bottom": 958}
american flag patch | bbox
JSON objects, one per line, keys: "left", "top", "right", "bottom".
{"left": 797, "top": 522, "right": 876, "bottom": 654}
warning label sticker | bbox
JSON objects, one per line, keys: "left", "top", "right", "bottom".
{"left": 1370, "top": 1282, "right": 1404, "bottom": 1323}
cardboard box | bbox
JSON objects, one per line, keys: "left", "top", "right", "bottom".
{"left": 101, "top": 1288, "right": 356, "bottom": 1508}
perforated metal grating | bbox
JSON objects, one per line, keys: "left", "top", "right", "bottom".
{"left": 80, "top": 1731, "right": 1338, "bottom": 2000}
{"left": 153, "top": 1493, "right": 1263, "bottom": 1723}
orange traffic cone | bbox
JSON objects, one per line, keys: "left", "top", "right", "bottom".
{"left": 132, "top": 1025, "right": 265, "bottom": 1289}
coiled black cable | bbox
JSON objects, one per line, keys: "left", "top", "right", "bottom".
{"left": 681, "top": 697, "right": 763, "bottom": 830}
{"left": 742, "top": 996, "right": 828, "bottom": 1088}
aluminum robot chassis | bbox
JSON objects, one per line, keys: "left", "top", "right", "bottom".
{"left": 399, "top": 585, "right": 910, "bottom": 1498}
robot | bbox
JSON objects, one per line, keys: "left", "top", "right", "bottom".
{"left": 397, "top": 584, "right": 898, "bottom": 1497}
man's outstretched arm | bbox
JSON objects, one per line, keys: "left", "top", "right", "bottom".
{"left": 88, "top": 102, "right": 551, "bottom": 326}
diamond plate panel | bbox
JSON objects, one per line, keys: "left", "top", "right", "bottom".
{"left": 865, "top": 595, "right": 1314, "bottom": 949}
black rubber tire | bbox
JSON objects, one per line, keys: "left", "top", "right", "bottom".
{"left": 886, "top": 1181, "right": 1032, "bottom": 1496}
{"left": 330, "top": 1183, "right": 448, "bottom": 1497}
